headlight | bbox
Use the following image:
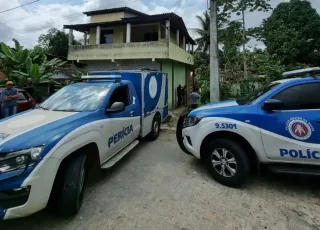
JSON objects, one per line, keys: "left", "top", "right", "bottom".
{"left": 182, "top": 116, "right": 202, "bottom": 128}
{"left": 0, "top": 146, "right": 44, "bottom": 180}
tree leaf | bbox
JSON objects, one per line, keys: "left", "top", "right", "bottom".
{"left": 26, "top": 57, "right": 32, "bottom": 71}
{"left": 12, "top": 39, "right": 21, "bottom": 51}
{"left": 30, "top": 64, "right": 40, "bottom": 78}
{"left": 1, "top": 42, "right": 15, "bottom": 61}
{"left": 12, "top": 70, "right": 29, "bottom": 76}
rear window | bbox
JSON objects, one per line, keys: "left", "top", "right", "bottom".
{"left": 18, "top": 92, "right": 30, "bottom": 101}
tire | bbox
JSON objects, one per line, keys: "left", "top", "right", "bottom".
{"left": 147, "top": 114, "right": 161, "bottom": 141}
{"left": 176, "top": 112, "right": 192, "bottom": 155}
{"left": 56, "top": 153, "right": 87, "bottom": 217}
{"left": 205, "top": 139, "right": 250, "bottom": 188}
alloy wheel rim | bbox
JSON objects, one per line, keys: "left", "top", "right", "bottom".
{"left": 211, "top": 148, "right": 237, "bottom": 177}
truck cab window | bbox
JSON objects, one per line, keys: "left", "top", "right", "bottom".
{"left": 109, "top": 85, "right": 130, "bottom": 108}
{"left": 272, "top": 83, "right": 320, "bottom": 110}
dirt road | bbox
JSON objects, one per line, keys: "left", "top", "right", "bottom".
{"left": 1, "top": 132, "right": 320, "bottom": 230}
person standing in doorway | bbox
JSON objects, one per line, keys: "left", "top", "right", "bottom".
{"left": 181, "top": 85, "right": 186, "bottom": 105}
{"left": 190, "top": 88, "right": 200, "bottom": 109}
{"left": 177, "top": 84, "right": 182, "bottom": 106}
{"left": 1, "top": 81, "right": 19, "bottom": 118}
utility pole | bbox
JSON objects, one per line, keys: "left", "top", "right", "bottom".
{"left": 242, "top": 10, "right": 248, "bottom": 78}
{"left": 210, "top": 0, "right": 220, "bottom": 102}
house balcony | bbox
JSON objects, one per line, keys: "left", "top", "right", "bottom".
{"left": 68, "top": 40, "right": 194, "bottom": 65}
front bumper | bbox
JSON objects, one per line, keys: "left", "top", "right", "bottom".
{"left": 0, "top": 157, "right": 60, "bottom": 220}
{"left": 0, "top": 186, "right": 30, "bottom": 210}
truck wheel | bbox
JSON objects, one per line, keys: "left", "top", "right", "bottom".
{"left": 56, "top": 153, "right": 87, "bottom": 216}
{"left": 205, "top": 139, "right": 249, "bottom": 188}
{"left": 147, "top": 114, "right": 161, "bottom": 141}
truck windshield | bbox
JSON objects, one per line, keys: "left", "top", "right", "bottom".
{"left": 236, "top": 82, "right": 280, "bottom": 105}
{"left": 39, "top": 85, "right": 110, "bottom": 112}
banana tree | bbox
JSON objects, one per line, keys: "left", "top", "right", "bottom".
{"left": 0, "top": 39, "right": 66, "bottom": 87}
{"left": 11, "top": 57, "right": 66, "bottom": 85}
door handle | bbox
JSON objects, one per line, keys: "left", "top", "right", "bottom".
{"left": 130, "top": 111, "right": 135, "bottom": 116}
{"left": 316, "top": 119, "right": 320, "bottom": 123}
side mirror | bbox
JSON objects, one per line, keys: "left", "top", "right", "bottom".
{"left": 262, "top": 99, "right": 283, "bottom": 111}
{"left": 106, "top": 102, "right": 125, "bottom": 113}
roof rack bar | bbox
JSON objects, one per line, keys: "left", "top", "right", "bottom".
{"left": 81, "top": 75, "right": 122, "bottom": 79}
{"left": 81, "top": 75, "right": 122, "bottom": 83}
{"left": 283, "top": 67, "right": 320, "bottom": 79}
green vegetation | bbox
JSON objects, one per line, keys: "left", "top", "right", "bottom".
{"left": 0, "top": 39, "right": 66, "bottom": 88}
{"left": 38, "top": 28, "right": 81, "bottom": 58}
{"left": 194, "top": 0, "right": 316, "bottom": 104}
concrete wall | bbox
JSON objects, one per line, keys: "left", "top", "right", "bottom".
{"left": 161, "top": 25, "right": 166, "bottom": 39}
{"left": 88, "top": 26, "right": 124, "bottom": 45}
{"left": 89, "top": 28, "right": 96, "bottom": 45}
{"left": 160, "top": 60, "right": 186, "bottom": 109}
{"left": 114, "top": 26, "right": 124, "bottom": 43}
{"left": 68, "top": 41, "right": 169, "bottom": 61}
{"left": 161, "top": 60, "right": 173, "bottom": 109}
{"left": 170, "top": 31, "right": 177, "bottom": 45}
{"left": 131, "top": 24, "right": 159, "bottom": 42}
{"left": 90, "top": 12, "right": 124, "bottom": 23}
{"left": 83, "top": 59, "right": 161, "bottom": 71}
{"left": 173, "top": 62, "right": 186, "bottom": 106}
{"left": 169, "top": 42, "right": 194, "bottom": 65}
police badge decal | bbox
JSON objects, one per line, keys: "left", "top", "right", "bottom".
{"left": 286, "top": 117, "right": 314, "bottom": 140}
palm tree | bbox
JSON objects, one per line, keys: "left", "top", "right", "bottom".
{"left": 194, "top": 10, "right": 229, "bottom": 53}
{"left": 195, "top": 11, "right": 210, "bottom": 53}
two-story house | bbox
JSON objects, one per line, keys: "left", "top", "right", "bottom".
{"left": 64, "top": 7, "right": 195, "bottom": 109}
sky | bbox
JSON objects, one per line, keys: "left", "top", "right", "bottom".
{"left": 0, "top": 0, "right": 320, "bottom": 49}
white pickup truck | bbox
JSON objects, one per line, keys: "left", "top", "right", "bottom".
{"left": 0, "top": 70, "right": 168, "bottom": 219}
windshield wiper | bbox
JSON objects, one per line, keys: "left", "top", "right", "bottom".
{"left": 52, "top": 109, "right": 79, "bottom": 112}
{"left": 36, "top": 106, "right": 48, "bottom": 110}
{"left": 236, "top": 99, "right": 246, "bottom": 105}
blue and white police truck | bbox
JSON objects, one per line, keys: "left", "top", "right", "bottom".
{"left": 177, "top": 67, "right": 320, "bottom": 187}
{"left": 0, "top": 69, "right": 168, "bottom": 219}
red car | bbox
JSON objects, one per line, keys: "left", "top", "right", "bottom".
{"left": 0, "top": 88, "right": 36, "bottom": 118}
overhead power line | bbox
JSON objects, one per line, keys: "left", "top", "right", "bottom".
{"left": 0, "top": 0, "right": 140, "bottom": 34}
{"left": 172, "top": 0, "right": 184, "bottom": 13}
{"left": 0, "top": 0, "right": 40, "bottom": 14}
{"left": 0, "top": 0, "right": 76, "bottom": 23}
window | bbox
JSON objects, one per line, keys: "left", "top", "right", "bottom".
{"left": 40, "top": 85, "right": 111, "bottom": 112}
{"left": 108, "top": 86, "right": 130, "bottom": 108}
{"left": 272, "top": 83, "right": 320, "bottom": 110}
{"left": 237, "top": 82, "right": 280, "bottom": 105}
{"left": 100, "top": 29, "right": 113, "bottom": 44}
{"left": 18, "top": 92, "right": 30, "bottom": 101}
{"left": 144, "top": 32, "right": 158, "bottom": 42}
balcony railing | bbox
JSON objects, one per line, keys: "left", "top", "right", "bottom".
{"left": 68, "top": 40, "right": 193, "bottom": 65}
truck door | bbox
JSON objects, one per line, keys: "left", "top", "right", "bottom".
{"left": 142, "top": 72, "right": 166, "bottom": 137}
{"left": 259, "top": 82, "right": 320, "bottom": 163}
{"left": 104, "top": 84, "right": 140, "bottom": 158}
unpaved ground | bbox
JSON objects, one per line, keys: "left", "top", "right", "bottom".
{"left": 1, "top": 132, "right": 320, "bottom": 230}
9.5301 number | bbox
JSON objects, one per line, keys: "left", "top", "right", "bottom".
{"left": 215, "top": 123, "right": 237, "bottom": 129}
